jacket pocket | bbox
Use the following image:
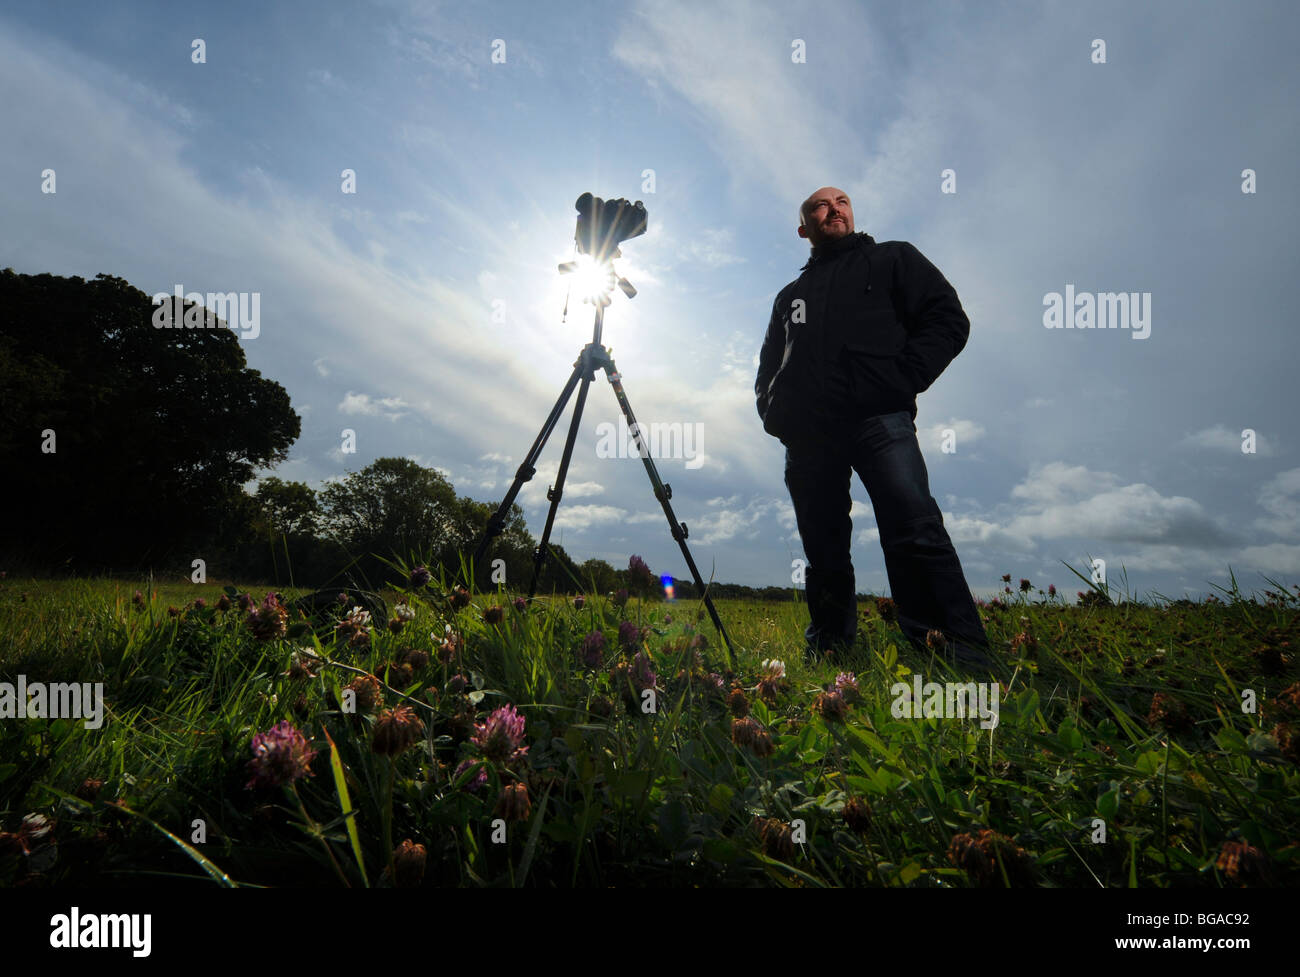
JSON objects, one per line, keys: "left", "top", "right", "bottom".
{"left": 843, "top": 348, "right": 915, "bottom": 411}
{"left": 761, "top": 360, "right": 795, "bottom": 439}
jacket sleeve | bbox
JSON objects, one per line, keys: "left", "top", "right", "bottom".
{"left": 755, "top": 294, "right": 785, "bottom": 421}
{"left": 894, "top": 242, "right": 970, "bottom": 394}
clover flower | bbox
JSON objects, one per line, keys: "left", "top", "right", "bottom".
{"left": 19, "top": 813, "right": 54, "bottom": 846}
{"left": 245, "top": 720, "right": 317, "bottom": 789}
{"left": 372, "top": 705, "right": 426, "bottom": 756}
{"left": 618, "top": 620, "right": 646, "bottom": 652}
{"left": 814, "top": 688, "right": 847, "bottom": 722}
{"left": 843, "top": 796, "right": 872, "bottom": 834}
{"left": 874, "top": 597, "right": 897, "bottom": 624}
{"left": 629, "top": 649, "right": 657, "bottom": 693}
{"left": 754, "top": 817, "right": 794, "bottom": 861}
{"left": 248, "top": 592, "right": 289, "bottom": 641}
{"left": 448, "top": 587, "right": 470, "bottom": 610}
{"left": 400, "top": 647, "right": 430, "bottom": 669}
{"left": 731, "top": 717, "right": 774, "bottom": 757}
{"left": 335, "top": 606, "right": 373, "bottom": 648}
{"left": 494, "top": 782, "right": 532, "bottom": 822}
{"left": 947, "top": 829, "right": 1035, "bottom": 887}
{"left": 453, "top": 758, "right": 488, "bottom": 793}
{"left": 756, "top": 659, "right": 787, "bottom": 703}
{"left": 578, "top": 630, "right": 606, "bottom": 669}
{"left": 470, "top": 703, "right": 529, "bottom": 765}
{"left": 438, "top": 627, "right": 464, "bottom": 664}
{"left": 391, "top": 839, "right": 427, "bottom": 887}
{"left": 574, "top": 595, "right": 585, "bottom": 610}
{"left": 284, "top": 647, "right": 322, "bottom": 680}
{"left": 409, "top": 566, "right": 431, "bottom": 588}
{"left": 834, "top": 672, "right": 862, "bottom": 704}
{"left": 483, "top": 605, "right": 504, "bottom": 625}
{"left": 628, "top": 555, "right": 654, "bottom": 594}
{"left": 727, "top": 685, "right": 751, "bottom": 717}
{"left": 344, "top": 674, "right": 383, "bottom": 712}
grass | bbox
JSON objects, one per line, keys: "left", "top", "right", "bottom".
{"left": 0, "top": 567, "right": 1297, "bottom": 888}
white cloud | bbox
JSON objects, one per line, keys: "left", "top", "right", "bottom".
{"left": 1254, "top": 468, "right": 1300, "bottom": 539}
{"left": 551, "top": 504, "right": 629, "bottom": 531}
{"left": 338, "top": 391, "right": 411, "bottom": 420}
{"left": 919, "top": 417, "right": 986, "bottom": 449}
{"left": 1179, "top": 423, "right": 1274, "bottom": 457}
{"left": 686, "top": 228, "right": 745, "bottom": 268}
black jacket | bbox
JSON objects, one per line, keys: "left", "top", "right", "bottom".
{"left": 755, "top": 231, "right": 970, "bottom": 444}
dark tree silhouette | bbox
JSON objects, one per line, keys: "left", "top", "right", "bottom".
{"left": 0, "top": 270, "right": 300, "bottom": 572}
{"left": 253, "top": 476, "right": 321, "bottom": 537}
{"left": 319, "top": 457, "right": 463, "bottom": 560}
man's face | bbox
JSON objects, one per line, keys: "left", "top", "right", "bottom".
{"left": 798, "top": 187, "right": 854, "bottom": 246}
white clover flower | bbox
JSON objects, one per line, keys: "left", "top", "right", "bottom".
{"left": 761, "top": 658, "right": 786, "bottom": 678}
{"left": 395, "top": 603, "right": 416, "bottom": 622}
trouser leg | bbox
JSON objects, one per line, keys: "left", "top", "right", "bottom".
{"left": 784, "top": 440, "right": 856, "bottom": 651}
{"left": 849, "top": 411, "right": 990, "bottom": 659}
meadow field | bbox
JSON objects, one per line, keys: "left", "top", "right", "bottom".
{"left": 1, "top": 570, "right": 1297, "bottom": 888}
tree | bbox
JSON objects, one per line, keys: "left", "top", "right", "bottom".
{"left": 253, "top": 477, "right": 321, "bottom": 537}
{"left": 0, "top": 270, "right": 300, "bottom": 571}
{"left": 318, "top": 457, "right": 469, "bottom": 581}
{"left": 578, "top": 558, "right": 619, "bottom": 595}
{"left": 455, "top": 495, "right": 536, "bottom": 590}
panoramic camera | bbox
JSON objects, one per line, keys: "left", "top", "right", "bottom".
{"left": 573, "top": 192, "right": 647, "bottom": 264}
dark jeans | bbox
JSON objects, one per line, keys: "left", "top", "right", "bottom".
{"left": 784, "top": 409, "right": 990, "bottom": 658}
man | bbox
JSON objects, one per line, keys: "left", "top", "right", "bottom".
{"left": 755, "top": 186, "right": 994, "bottom": 670}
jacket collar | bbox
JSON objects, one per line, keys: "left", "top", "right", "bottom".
{"left": 800, "top": 230, "right": 874, "bottom": 271}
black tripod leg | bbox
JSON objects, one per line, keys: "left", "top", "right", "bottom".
{"left": 528, "top": 361, "right": 594, "bottom": 599}
{"left": 600, "top": 357, "right": 737, "bottom": 670}
{"left": 471, "top": 361, "right": 585, "bottom": 585}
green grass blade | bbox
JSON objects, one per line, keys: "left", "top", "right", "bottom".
{"left": 516, "top": 781, "right": 552, "bottom": 887}
{"left": 323, "top": 725, "right": 369, "bottom": 888}
{"left": 115, "top": 804, "right": 237, "bottom": 887}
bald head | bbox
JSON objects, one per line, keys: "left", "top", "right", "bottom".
{"left": 798, "top": 186, "right": 854, "bottom": 247}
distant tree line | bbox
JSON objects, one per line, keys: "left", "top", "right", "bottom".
{"left": 0, "top": 269, "right": 809, "bottom": 599}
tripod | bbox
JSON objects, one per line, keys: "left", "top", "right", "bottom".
{"left": 471, "top": 288, "right": 736, "bottom": 669}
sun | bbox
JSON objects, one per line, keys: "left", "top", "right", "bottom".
{"left": 560, "top": 253, "right": 618, "bottom": 306}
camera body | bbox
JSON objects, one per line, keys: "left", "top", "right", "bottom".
{"left": 574, "top": 193, "right": 648, "bottom": 263}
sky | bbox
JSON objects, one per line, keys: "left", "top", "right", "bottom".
{"left": 2, "top": 0, "right": 1297, "bottom": 603}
